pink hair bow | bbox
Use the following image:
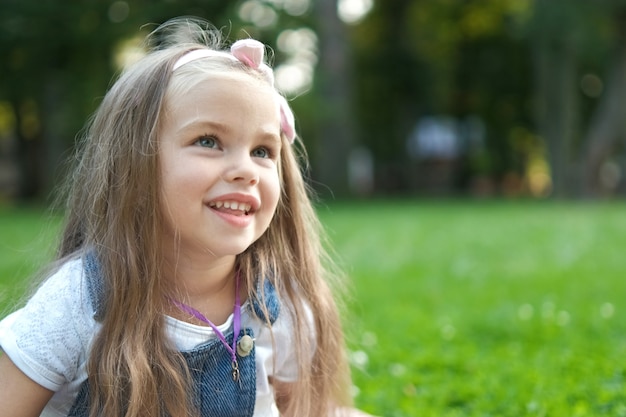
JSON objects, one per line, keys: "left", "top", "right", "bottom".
{"left": 231, "top": 39, "right": 266, "bottom": 72}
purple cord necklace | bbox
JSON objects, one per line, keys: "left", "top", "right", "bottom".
{"left": 170, "top": 272, "right": 242, "bottom": 381}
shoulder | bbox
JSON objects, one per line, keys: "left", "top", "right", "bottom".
{"left": 23, "top": 257, "right": 92, "bottom": 322}
{"left": 33, "top": 257, "right": 87, "bottom": 300}
{"left": 0, "top": 257, "right": 97, "bottom": 391}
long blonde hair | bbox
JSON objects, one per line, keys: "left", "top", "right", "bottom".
{"left": 56, "top": 17, "right": 351, "bottom": 416}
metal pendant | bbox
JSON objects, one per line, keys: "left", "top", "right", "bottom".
{"left": 237, "top": 334, "right": 254, "bottom": 357}
{"left": 231, "top": 360, "right": 240, "bottom": 382}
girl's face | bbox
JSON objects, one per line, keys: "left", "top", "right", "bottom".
{"left": 159, "top": 73, "right": 282, "bottom": 262}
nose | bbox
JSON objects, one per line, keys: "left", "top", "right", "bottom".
{"left": 224, "top": 151, "right": 259, "bottom": 185}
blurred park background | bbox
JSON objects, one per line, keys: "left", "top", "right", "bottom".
{"left": 2, "top": 1, "right": 626, "bottom": 416}
{"left": 3, "top": 0, "right": 626, "bottom": 201}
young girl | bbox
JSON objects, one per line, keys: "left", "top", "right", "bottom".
{"left": 0, "top": 18, "right": 364, "bottom": 417}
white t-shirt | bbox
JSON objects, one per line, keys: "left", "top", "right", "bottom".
{"left": 0, "top": 258, "right": 300, "bottom": 416}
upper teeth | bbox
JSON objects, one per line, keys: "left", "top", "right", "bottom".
{"left": 209, "top": 201, "right": 252, "bottom": 212}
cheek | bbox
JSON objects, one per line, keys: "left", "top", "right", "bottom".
{"left": 160, "top": 157, "right": 205, "bottom": 201}
{"left": 158, "top": 164, "right": 197, "bottom": 228}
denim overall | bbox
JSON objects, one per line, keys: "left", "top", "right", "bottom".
{"left": 68, "top": 252, "right": 280, "bottom": 417}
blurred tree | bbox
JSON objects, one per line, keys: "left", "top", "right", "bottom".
{"left": 579, "top": 1, "right": 626, "bottom": 196}
{"left": 529, "top": 0, "right": 605, "bottom": 197}
{"left": 530, "top": 0, "right": 626, "bottom": 197}
{"left": 348, "top": 0, "right": 534, "bottom": 194}
{"left": 528, "top": 0, "right": 583, "bottom": 197}
{"left": 445, "top": 1, "right": 533, "bottom": 194}
{"left": 311, "top": 0, "right": 354, "bottom": 197}
{"left": 0, "top": 0, "right": 300, "bottom": 201}
{"left": 1, "top": 1, "right": 114, "bottom": 199}
{"left": 346, "top": 0, "right": 626, "bottom": 198}
{"left": 348, "top": 0, "right": 422, "bottom": 192}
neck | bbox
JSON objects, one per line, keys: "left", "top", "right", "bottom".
{"left": 164, "top": 253, "right": 239, "bottom": 324}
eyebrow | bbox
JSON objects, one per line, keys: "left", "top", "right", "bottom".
{"left": 176, "top": 119, "right": 282, "bottom": 144}
{"left": 176, "top": 119, "right": 229, "bottom": 135}
{"left": 260, "top": 130, "right": 283, "bottom": 145}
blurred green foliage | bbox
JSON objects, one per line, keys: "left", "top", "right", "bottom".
{"left": 0, "top": 0, "right": 305, "bottom": 199}
{"left": 2, "top": 1, "right": 626, "bottom": 200}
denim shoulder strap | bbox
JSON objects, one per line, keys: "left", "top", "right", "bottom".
{"left": 76, "top": 251, "right": 281, "bottom": 417}
{"left": 250, "top": 276, "right": 280, "bottom": 325}
{"left": 83, "top": 250, "right": 105, "bottom": 321}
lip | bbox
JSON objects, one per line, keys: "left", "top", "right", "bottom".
{"left": 204, "top": 193, "right": 261, "bottom": 228}
{"left": 206, "top": 193, "right": 261, "bottom": 212}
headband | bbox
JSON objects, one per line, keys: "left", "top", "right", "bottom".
{"left": 173, "top": 39, "right": 296, "bottom": 143}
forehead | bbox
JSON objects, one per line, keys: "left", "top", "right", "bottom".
{"left": 167, "top": 62, "right": 273, "bottom": 103}
{"left": 161, "top": 71, "right": 282, "bottom": 134}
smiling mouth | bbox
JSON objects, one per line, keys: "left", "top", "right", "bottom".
{"left": 208, "top": 200, "right": 252, "bottom": 215}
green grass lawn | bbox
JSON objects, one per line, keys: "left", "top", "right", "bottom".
{"left": 2, "top": 200, "right": 626, "bottom": 416}
{"left": 319, "top": 200, "right": 626, "bottom": 417}
{"left": 0, "top": 206, "right": 61, "bottom": 312}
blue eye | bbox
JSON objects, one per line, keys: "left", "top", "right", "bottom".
{"left": 252, "top": 147, "right": 270, "bottom": 159}
{"left": 195, "top": 135, "right": 218, "bottom": 148}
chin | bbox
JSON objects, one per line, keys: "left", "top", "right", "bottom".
{"left": 216, "top": 241, "right": 257, "bottom": 257}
